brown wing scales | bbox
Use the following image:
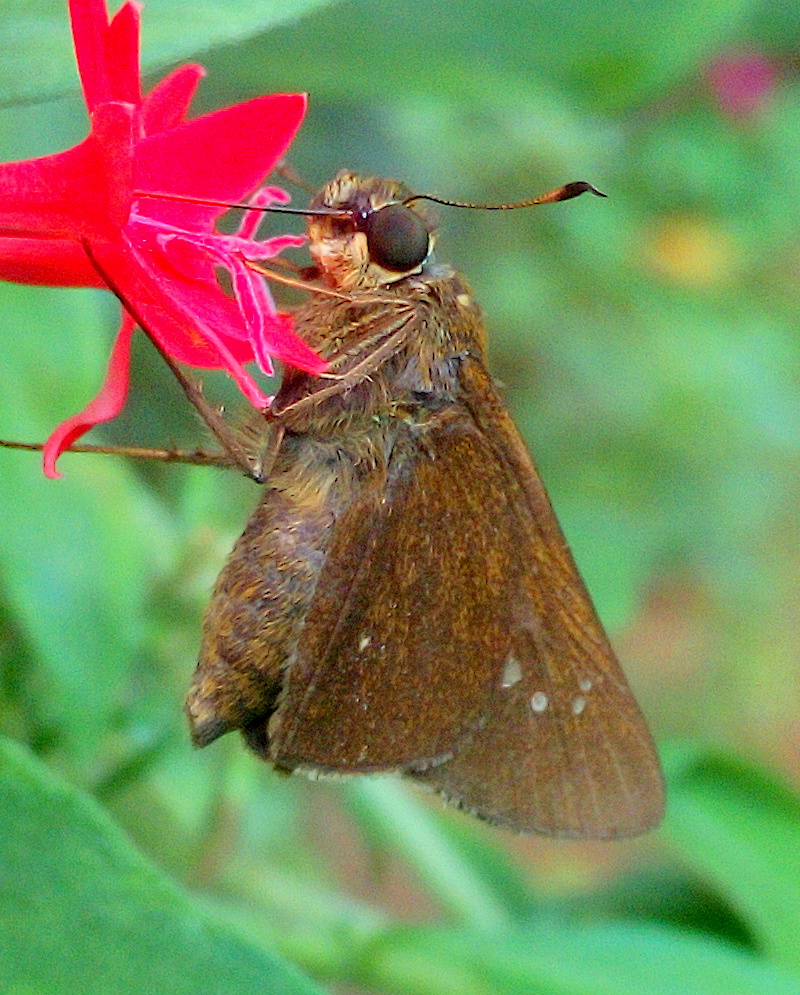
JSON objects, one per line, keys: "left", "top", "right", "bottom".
{"left": 411, "top": 360, "right": 664, "bottom": 837}
{"left": 269, "top": 358, "right": 663, "bottom": 837}
{"left": 268, "top": 408, "right": 522, "bottom": 772}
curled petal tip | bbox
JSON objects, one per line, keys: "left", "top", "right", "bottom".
{"left": 42, "top": 436, "right": 67, "bottom": 479}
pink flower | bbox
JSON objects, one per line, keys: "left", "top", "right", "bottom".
{"left": 707, "top": 51, "right": 777, "bottom": 119}
{"left": 0, "top": 0, "right": 324, "bottom": 476}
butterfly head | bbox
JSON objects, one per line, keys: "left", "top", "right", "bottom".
{"left": 307, "top": 171, "right": 437, "bottom": 291}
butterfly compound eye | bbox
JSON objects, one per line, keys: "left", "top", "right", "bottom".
{"left": 358, "top": 203, "right": 430, "bottom": 272}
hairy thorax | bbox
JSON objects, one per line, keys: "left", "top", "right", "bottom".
{"left": 276, "top": 266, "right": 487, "bottom": 435}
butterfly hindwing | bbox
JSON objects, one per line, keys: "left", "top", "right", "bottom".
{"left": 411, "top": 361, "right": 665, "bottom": 837}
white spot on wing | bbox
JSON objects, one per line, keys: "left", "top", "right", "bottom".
{"left": 579, "top": 677, "right": 593, "bottom": 693}
{"left": 571, "top": 694, "right": 587, "bottom": 716}
{"left": 530, "top": 691, "right": 548, "bottom": 713}
{"left": 358, "top": 634, "right": 372, "bottom": 651}
{"left": 502, "top": 654, "right": 522, "bottom": 688}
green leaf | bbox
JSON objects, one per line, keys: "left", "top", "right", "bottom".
{"left": 0, "top": 736, "right": 326, "bottom": 995}
{"left": 0, "top": 284, "right": 170, "bottom": 763}
{"left": 661, "top": 742, "right": 800, "bottom": 974}
{"left": 353, "top": 921, "right": 800, "bottom": 995}
{"left": 342, "top": 778, "right": 531, "bottom": 930}
{"left": 0, "top": 0, "right": 337, "bottom": 105}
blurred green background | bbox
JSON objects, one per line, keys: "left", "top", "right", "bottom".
{"left": 3, "top": 0, "right": 800, "bottom": 992}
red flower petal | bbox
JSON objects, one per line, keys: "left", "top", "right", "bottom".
{"left": 87, "top": 237, "right": 272, "bottom": 403}
{"left": 0, "top": 101, "right": 136, "bottom": 241}
{"left": 0, "top": 138, "right": 107, "bottom": 239}
{"left": 90, "top": 101, "right": 135, "bottom": 226}
{"left": 106, "top": 1, "right": 142, "bottom": 105}
{"left": 43, "top": 312, "right": 135, "bottom": 478}
{"left": 0, "top": 238, "right": 102, "bottom": 286}
{"left": 135, "top": 93, "right": 307, "bottom": 230}
{"left": 224, "top": 254, "right": 326, "bottom": 375}
{"left": 69, "top": 0, "right": 113, "bottom": 111}
{"left": 142, "top": 64, "right": 205, "bottom": 135}
{"left": 132, "top": 222, "right": 324, "bottom": 375}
